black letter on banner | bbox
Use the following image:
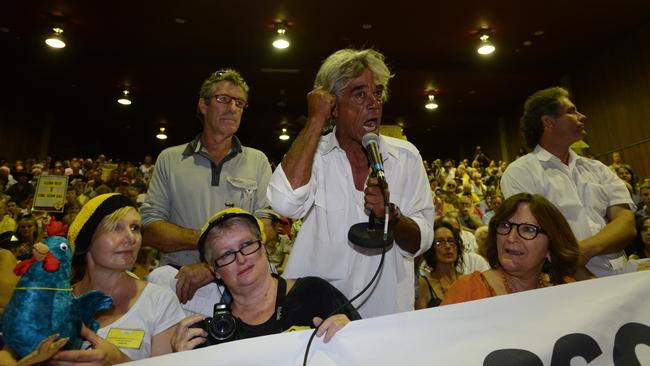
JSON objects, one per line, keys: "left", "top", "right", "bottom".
{"left": 550, "top": 333, "right": 602, "bottom": 365}
{"left": 483, "top": 349, "right": 543, "bottom": 366}
{"left": 613, "top": 322, "right": 650, "bottom": 366}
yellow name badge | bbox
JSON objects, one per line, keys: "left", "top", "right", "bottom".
{"left": 284, "top": 325, "right": 311, "bottom": 333}
{"left": 106, "top": 328, "right": 145, "bottom": 349}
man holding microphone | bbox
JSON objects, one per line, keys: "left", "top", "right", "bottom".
{"left": 268, "top": 48, "right": 434, "bottom": 318}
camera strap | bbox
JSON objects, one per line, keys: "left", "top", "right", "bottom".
{"left": 273, "top": 273, "right": 287, "bottom": 326}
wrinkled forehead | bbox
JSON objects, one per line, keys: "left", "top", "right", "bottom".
{"left": 213, "top": 80, "right": 247, "bottom": 98}
{"left": 342, "top": 69, "right": 383, "bottom": 90}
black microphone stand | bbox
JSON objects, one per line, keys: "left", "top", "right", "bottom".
{"left": 348, "top": 173, "right": 393, "bottom": 249}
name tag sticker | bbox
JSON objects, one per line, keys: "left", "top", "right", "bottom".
{"left": 106, "top": 328, "right": 145, "bottom": 349}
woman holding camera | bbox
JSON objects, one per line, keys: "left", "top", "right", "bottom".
{"left": 171, "top": 208, "right": 360, "bottom": 351}
{"left": 51, "top": 193, "right": 185, "bottom": 364}
{"left": 442, "top": 193, "right": 580, "bottom": 305}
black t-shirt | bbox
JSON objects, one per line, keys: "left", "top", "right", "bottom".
{"left": 236, "top": 276, "right": 361, "bottom": 340}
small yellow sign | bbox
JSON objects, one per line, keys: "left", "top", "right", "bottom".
{"left": 106, "top": 328, "right": 145, "bottom": 349}
{"left": 33, "top": 175, "right": 68, "bottom": 212}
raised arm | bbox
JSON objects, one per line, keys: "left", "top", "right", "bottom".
{"left": 280, "top": 88, "right": 335, "bottom": 190}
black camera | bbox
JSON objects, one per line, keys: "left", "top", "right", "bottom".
{"left": 192, "top": 302, "right": 237, "bottom": 347}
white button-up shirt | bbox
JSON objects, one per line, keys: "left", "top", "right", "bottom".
{"left": 501, "top": 145, "right": 633, "bottom": 276}
{"left": 268, "top": 132, "right": 434, "bottom": 318}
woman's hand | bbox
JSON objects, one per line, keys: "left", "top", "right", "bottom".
{"left": 50, "top": 324, "right": 130, "bottom": 366}
{"left": 171, "top": 315, "right": 208, "bottom": 352}
{"left": 312, "top": 314, "right": 350, "bottom": 343}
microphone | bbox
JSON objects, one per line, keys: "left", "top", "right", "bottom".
{"left": 347, "top": 133, "right": 393, "bottom": 248}
{"left": 362, "top": 133, "right": 386, "bottom": 189}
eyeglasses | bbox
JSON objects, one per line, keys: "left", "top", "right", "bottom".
{"left": 213, "top": 240, "right": 261, "bottom": 267}
{"left": 494, "top": 221, "right": 545, "bottom": 240}
{"left": 213, "top": 94, "right": 248, "bottom": 109}
{"left": 433, "top": 238, "right": 459, "bottom": 247}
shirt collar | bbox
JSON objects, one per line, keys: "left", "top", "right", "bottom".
{"left": 533, "top": 144, "right": 577, "bottom": 168}
{"left": 182, "top": 133, "right": 243, "bottom": 157}
{"left": 323, "top": 128, "right": 399, "bottom": 163}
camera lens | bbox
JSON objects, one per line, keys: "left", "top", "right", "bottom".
{"left": 209, "top": 314, "right": 236, "bottom": 340}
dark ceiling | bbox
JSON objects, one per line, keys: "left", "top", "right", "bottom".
{"left": 2, "top": 1, "right": 650, "bottom": 164}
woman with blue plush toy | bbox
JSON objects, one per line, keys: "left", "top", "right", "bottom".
{"left": 51, "top": 193, "right": 184, "bottom": 365}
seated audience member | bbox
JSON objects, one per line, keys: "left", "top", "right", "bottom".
{"left": 481, "top": 195, "right": 502, "bottom": 226}
{"left": 626, "top": 216, "right": 650, "bottom": 259}
{"left": 0, "top": 175, "right": 10, "bottom": 203}
{"left": 11, "top": 214, "right": 41, "bottom": 260}
{"left": 616, "top": 165, "right": 639, "bottom": 205}
{"left": 421, "top": 215, "right": 489, "bottom": 275}
{"left": 171, "top": 208, "right": 360, "bottom": 351}
{"left": 5, "top": 200, "right": 20, "bottom": 221}
{"left": 636, "top": 183, "right": 650, "bottom": 217}
{"left": 474, "top": 225, "right": 489, "bottom": 260}
{"left": 0, "top": 200, "right": 17, "bottom": 234}
{"left": 416, "top": 222, "right": 465, "bottom": 309}
{"left": 440, "top": 213, "right": 477, "bottom": 254}
{"left": 254, "top": 208, "right": 293, "bottom": 274}
{"left": 443, "top": 193, "right": 580, "bottom": 305}
{"left": 443, "top": 179, "right": 458, "bottom": 194}
{"left": 6, "top": 171, "right": 35, "bottom": 207}
{"left": 458, "top": 194, "right": 483, "bottom": 230}
{"left": 139, "top": 155, "right": 155, "bottom": 180}
{"left": 608, "top": 151, "right": 625, "bottom": 172}
{"left": 469, "top": 171, "right": 487, "bottom": 198}
{"left": 51, "top": 193, "right": 184, "bottom": 364}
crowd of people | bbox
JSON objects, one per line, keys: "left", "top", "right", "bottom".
{"left": 1, "top": 47, "right": 649, "bottom": 365}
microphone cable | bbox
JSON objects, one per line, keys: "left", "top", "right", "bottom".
{"left": 302, "top": 243, "right": 388, "bottom": 366}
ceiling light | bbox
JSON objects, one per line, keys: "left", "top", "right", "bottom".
{"left": 477, "top": 32, "right": 495, "bottom": 55}
{"left": 117, "top": 89, "right": 132, "bottom": 105}
{"left": 425, "top": 94, "right": 439, "bottom": 110}
{"left": 156, "top": 127, "right": 168, "bottom": 140}
{"left": 279, "top": 128, "right": 290, "bottom": 140}
{"left": 45, "top": 27, "right": 66, "bottom": 49}
{"left": 272, "top": 22, "right": 290, "bottom": 49}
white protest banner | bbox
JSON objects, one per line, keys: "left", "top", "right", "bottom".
{"left": 32, "top": 175, "right": 68, "bottom": 212}
{"left": 125, "top": 271, "right": 650, "bottom": 366}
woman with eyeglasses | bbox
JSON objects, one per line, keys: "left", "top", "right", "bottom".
{"left": 171, "top": 208, "right": 360, "bottom": 351}
{"left": 415, "top": 221, "right": 464, "bottom": 309}
{"left": 442, "top": 193, "right": 580, "bottom": 305}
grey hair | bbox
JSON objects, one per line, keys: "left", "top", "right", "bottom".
{"left": 196, "top": 68, "right": 249, "bottom": 122}
{"left": 203, "top": 217, "right": 262, "bottom": 265}
{"left": 314, "top": 48, "right": 393, "bottom": 102}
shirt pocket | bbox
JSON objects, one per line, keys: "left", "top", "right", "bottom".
{"left": 225, "top": 176, "right": 258, "bottom": 211}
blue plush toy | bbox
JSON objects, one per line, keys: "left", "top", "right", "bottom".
{"left": 2, "top": 236, "right": 113, "bottom": 359}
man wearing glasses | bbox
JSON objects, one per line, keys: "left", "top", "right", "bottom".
{"left": 501, "top": 87, "right": 635, "bottom": 279}
{"left": 141, "top": 69, "right": 272, "bottom": 304}
{"left": 268, "top": 49, "right": 434, "bottom": 318}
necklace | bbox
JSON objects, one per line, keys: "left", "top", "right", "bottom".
{"left": 431, "top": 271, "right": 458, "bottom": 297}
{"left": 500, "top": 269, "right": 546, "bottom": 294}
